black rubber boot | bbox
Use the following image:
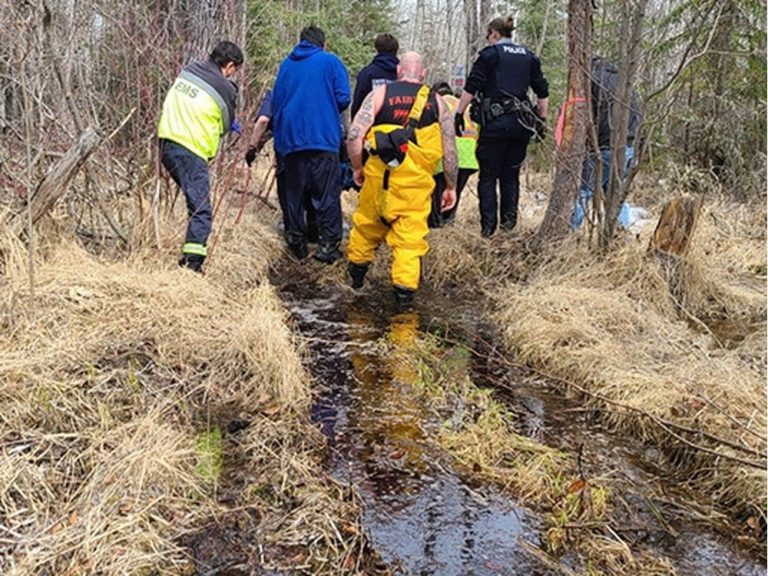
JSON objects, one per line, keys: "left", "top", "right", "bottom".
{"left": 481, "top": 225, "right": 495, "bottom": 238}
{"left": 178, "top": 254, "right": 205, "bottom": 273}
{"left": 313, "top": 241, "right": 342, "bottom": 264}
{"left": 347, "top": 262, "right": 369, "bottom": 289}
{"left": 286, "top": 232, "right": 309, "bottom": 260}
{"left": 393, "top": 286, "right": 415, "bottom": 308}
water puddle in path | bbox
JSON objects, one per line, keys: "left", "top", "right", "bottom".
{"left": 278, "top": 272, "right": 765, "bottom": 576}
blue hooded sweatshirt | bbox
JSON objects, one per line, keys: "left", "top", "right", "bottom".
{"left": 351, "top": 52, "right": 399, "bottom": 118}
{"left": 272, "top": 40, "right": 351, "bottom": 156}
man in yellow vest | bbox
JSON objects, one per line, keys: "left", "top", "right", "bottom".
{"left": 157, "top": 41, "right": 243, "bottom": 272}
{"left": 346, "top": 52, "right": 458, "bottom": 307}
{"left": 428, "top": 81, "right": 479, "bottom": 228}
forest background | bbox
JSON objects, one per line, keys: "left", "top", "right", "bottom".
{"left": 1, "top": 0, "right": 765, "bottom": 231}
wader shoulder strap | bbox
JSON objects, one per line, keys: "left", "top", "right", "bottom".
{"left": 406, "top": 85, "right": 431, "bottom": 129}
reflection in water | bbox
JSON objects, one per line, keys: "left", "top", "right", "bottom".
{"left": 347, "top": 310, "right": 429, "bottom": 502}
{"left": 288, "top": 283, "right": 765, "bottom": 576}
{"left": 298, "top": 293, "right": 548, "bottom": 576}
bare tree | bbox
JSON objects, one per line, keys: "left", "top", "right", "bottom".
{"left": 598, "top": 0, "right": 648, "bottom": 250}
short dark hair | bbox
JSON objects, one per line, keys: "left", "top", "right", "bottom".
{"left": 210, "top": 41, "right": 244, "bottom": 67}
{"left": 374, "top": 33, "right": 398, "bottom": 55}
{"left": 300, "top": 25, "right": 326, "bottom": 47}
{"left": 488, "top": 16, "right": 515, "bottom": 38}
{"left": 431, "top": 81, "right": 452, "bottom": 96}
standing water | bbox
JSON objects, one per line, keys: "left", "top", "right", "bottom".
{"left": 278, "top": 269, "right": 766, "bottom": 576}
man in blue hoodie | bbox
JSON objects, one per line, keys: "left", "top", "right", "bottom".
{"left": 351, "top": 33, "right": 399, "bottom": 118}
{"left": 272, "top": 25, "right": 351, "bottom": 263}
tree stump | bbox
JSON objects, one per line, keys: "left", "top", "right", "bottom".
{"left": 648, "top": 195, "right": 703, "bottom": 257}
{"left": 648, "top": 195, "right": 703, "bottom": 302}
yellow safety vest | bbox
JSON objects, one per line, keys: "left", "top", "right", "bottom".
{"left": 435, "top": 94, "right": 479, "bottom": 173}
{"left": 158, "top": 73, "right": 226, "bottom": 161}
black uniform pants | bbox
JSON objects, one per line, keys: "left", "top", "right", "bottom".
{"left": 160, "top": 139, "right": 211, "bottom": 254}
{"left": 476, "top": 136, "right": 529, "bottom": 233}
{"left": 283, "top": 151, "right": 341, "bottom": 246}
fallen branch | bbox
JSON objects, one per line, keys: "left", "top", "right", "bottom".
{"left": 10, "top": 127, "right": 100, "bottom": 235}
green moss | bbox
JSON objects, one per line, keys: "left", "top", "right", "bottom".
{"left": 196, "top": 426, "right": 224, "bottom": 484}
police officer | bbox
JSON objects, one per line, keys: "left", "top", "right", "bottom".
{"left": 158, "top": 41, "right": 243, "bottom": 271}
{"left": 455, "top": 16, "right": 549, "bottom": 237}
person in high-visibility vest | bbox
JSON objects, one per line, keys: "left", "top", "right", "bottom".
{"left": 428, "top": 81, "right": 479, "bottom": 228}
{"left": 346, "top": 52, "right": 458, "bottom": 307}
{"left": 158, "top": 41, "right": 243, "bottom": 272}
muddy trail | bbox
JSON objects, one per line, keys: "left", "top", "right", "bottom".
{"left": 274, "top": 262, "right": 765, "bottom": 576}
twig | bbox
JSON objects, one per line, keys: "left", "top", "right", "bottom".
{"left": 106, "top": 107, "right": 137, "bottom": 142}
{"left": 696, "top": 392, "right": 766, "bottom": 443}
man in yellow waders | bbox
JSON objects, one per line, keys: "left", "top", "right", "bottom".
{"left": 346, "top": 52, "right": 458, "bottom": 307}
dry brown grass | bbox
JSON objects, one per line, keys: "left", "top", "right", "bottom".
{"left": 430, "top": 176, "right": 768, "bottom": 544}
{"left": 425, "top": 174, "right": 766, "bottom": 531}
{"left": 495, "top": 202, "right": 765, "bottom": 520}
{"left": 0, "top": 209, "right": 366, "bottom": 574}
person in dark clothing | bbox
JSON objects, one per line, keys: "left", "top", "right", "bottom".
{"left": 454, "top": 16, "right": 549, "bottom": 237}
{"left": 571, "top": 56, "right": 642, "bottom": 230}
{"left": 158, "top": 41, "right": 243, "bottom": 272}
{"left": 244, "top": 89, "right": 318, "bottom": 242}
{"left": 350, "top": 33, "right": 399, "bottom": 119}
{"left": 272, "top": 25, "right": 351, "bottom": 263}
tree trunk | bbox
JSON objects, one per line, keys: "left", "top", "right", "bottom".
{"left": 534, "top": 0, "right": 592, "bottom": 246}
{"left": 464, "top": 0, "right": 479, "bottom": 69}
{"left": 600, "top": 0, "right": 648, "bottom": 249}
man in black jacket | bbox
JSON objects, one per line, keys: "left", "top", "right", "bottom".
{"left": 350, "top": 33, "right": 399, "bottom": 118}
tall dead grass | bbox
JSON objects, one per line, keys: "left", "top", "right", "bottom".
{"left": 494, "top": 194, "right": 766, "bottom": 526}
{"left": 0, "top": 212, "right": 364, "bottom": 574}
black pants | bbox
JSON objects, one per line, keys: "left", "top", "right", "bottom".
{"left": 283, "top": 151, "right": 341, "bottom": 246}
{"left": 476, "top": 136, "right": 529, "bottom": 233}
{"left": 428, "top": 168, "right": 476, "bottom": 228}
{"left": 276, "top": 154, "right": 318, "bottom": 242}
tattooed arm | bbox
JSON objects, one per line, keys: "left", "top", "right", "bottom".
{"left": 437, "top": 96, "right": 458, "bottom": 211}
{"left": 347, "top": 87, "right": 384, "bottom": 186}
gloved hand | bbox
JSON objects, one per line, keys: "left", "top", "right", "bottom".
{"left": 231, "top": 119, "right": 241, "bottom": 135}
{"left": 454, "top": 112, "right": 465, "bottom": 136}
{"left": 245, "top": 145, "right": 258, "bottom": 166}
